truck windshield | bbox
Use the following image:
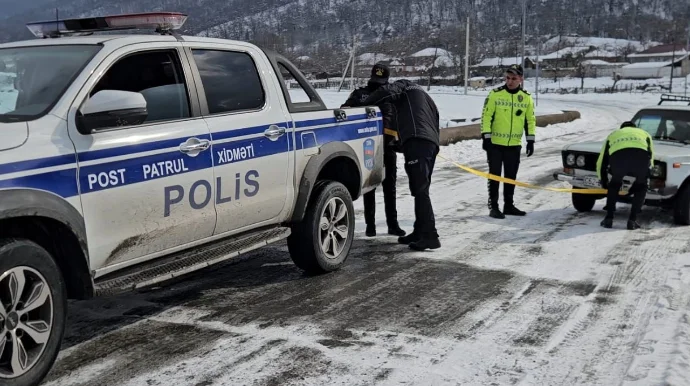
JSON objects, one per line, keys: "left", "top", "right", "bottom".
{"left": 632, "top": 108, "right": 690, "bottom": 143}
{"left": 0, "top": 45, "right": 101, "bottom": 122}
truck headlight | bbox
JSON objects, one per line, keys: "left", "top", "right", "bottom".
{"left": 566, "top": 153, "right": 575, "bottom": 166}
{"left": 651, "top": 164, "right": 663, "bottom": 178}
{"left": 576, "top": 155, "right": 585, "bottom": 167}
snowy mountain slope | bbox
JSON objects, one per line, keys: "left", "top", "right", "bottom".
{"left": 0, "top": 0, "right": 686, "bottom": 61}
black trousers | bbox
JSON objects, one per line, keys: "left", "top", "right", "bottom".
{"left": 605, "top": 149, "right": 649, "bottom": 221}
{"left": 403, "top": 138, "right": 439, "bottom": 237}
{"left": 363, "top": 148, "right": 398, "bottom": 227}
{"left": 487, "top": 144, "right": 522, "bottom": 208}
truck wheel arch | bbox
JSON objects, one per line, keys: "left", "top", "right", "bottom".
{"left": 0, "top": 189, "right": 93, "bottom": 299}
{"left": 290, "top": 142, "right": 362, "bottom": 223}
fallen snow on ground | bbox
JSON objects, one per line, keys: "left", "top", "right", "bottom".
{"left": 350, "top": 91, "right": 690, "bottom": 385}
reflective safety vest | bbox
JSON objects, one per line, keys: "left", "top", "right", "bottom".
{"left": 480, "top": 85, "right": 536, "bottom": 146}
{"left": 596, "top": 126, "right": 655, "bottom": 179}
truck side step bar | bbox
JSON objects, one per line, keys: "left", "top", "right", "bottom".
{"left": 93, "top": 226, "right": 291, "bottom": 296}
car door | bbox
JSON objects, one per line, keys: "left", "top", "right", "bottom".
{"left": 182, "top": 42, "right": 292, "bottom": 235}
{"left": 67, "top": 42, "right": 216, "bottom": 273}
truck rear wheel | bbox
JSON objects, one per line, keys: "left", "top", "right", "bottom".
{"left": 288, "top": 181, "right": 355, "bottom": 274}
{"left": 572, "top": 192, "right": 596, "bottom": 212}
{"left": 0, "top": 239, "right": 67, "bottom": 386}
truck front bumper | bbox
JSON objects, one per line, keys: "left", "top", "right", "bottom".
{"left": 553, "top": 171, "right": 678, "bottom": 201}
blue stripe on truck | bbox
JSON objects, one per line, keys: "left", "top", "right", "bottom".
{"left": 0, "top": 113, "right": 382, "bottom": 198}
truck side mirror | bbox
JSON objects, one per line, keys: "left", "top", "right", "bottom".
{"left": 76, "top": 90, "right": 148, "bottom": 134}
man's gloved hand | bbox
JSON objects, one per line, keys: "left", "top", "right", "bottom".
{"left": 526, "top": 140, "right": 534, "bottom": 157}
{"left": 389, "top": 139, "right": 402, "bottom": 153}
{"left": 482, "top": 137, "right": 491, "bottom": 151}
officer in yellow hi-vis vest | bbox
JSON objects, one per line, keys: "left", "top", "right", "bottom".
{"left": 480, "top": 64, "right": 536, "bottom": 219}
{"left": 596, "top": 121, "right": 654, "bottom": 230}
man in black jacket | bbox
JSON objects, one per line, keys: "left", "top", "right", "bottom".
{"left": 361, "top": 79, "right": 441, "bottom": 251}
{"left": 341, "top": 63, "right": 405, "bottom": 238}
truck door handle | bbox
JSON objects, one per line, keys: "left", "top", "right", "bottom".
{"left": 179, "top": 138, "right": 210, "bottom": 155}
{"left": 264, "top": 125, "right": 286, "bottom": 141}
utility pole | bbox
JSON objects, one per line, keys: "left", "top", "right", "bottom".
{"left": 681, "top": 20, "right": 690, "bottom": 96}
{"left": 534, "top": 17, "right": 540, "bottom": 106}
{"left": 521, "top": 0, "right": 527, "bottom": 70}
{"left": 350, "top": 34, "right": 357, "bottom": 90}
{"left": 464, "top": 15, "right": 470, "bottom": 95}
{"left": 534, "top": 37, "right": 541, "bottom": 106}
{"left": 670, "top": 34, "right": 676, "bottom": 93}
{"left": 337, "top": 45, "right": 354, "bottom": 92}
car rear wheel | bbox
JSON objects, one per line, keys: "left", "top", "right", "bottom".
{"left": 0, "top": 239, "right": 67, "bottom": 386}
{"left": 288, "top": 181, "right": 355, "bottom": 274}
{"left": 572, "top": 191, "right": 596, "bottom": 212}
{"left": 673, "top": 184, "right": 690, "bottom": 225}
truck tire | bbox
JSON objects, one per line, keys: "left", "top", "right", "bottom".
{"left": 288, "top": 181, "right": 355, "bottom": 274}
{"left": 572, "top": 192, "right": 596, "bottom": 212}
{"left": 0, "top": 239, "right": 67, "bottom": 386}
{"left": 673, "top": 184, "right": 690, "bottom": 225}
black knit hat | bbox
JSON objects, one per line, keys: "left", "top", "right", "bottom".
{"left": 370, "top": 62, "right": 390, "bottom": 84}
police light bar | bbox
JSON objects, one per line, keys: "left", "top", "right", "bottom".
{"left": 26, "top": 12, "right": 188, "bottom": 38}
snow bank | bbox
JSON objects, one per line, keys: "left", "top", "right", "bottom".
{"left": 316, "top": 88, "right": 563, "bottom": 129}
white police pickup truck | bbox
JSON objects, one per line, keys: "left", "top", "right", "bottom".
{"left": 554, "top": 94, "right": 690, "bottom": 225}
{"left": 0, "top": 12, "right": 385, "bottom": 386}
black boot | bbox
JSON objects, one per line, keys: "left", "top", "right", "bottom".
{"left": 398, "top": 231, "right": 420, "bottom": 245}
{"left": 365, "top": 224, "right": 376, "bottom": 237}
{"left": 503, "top": 203, "right": 526, "bottom": 216}
{"left": 387, "top": 224, "right": 406, "bottom": 237}
{"left": 409, "top": 233, "right": 441, "bottom": 251}
{"left": 489, "top": 202, "right": 505, "bottom": 219}
{"left": 600, "top": 216, "right": 613, "bottom": 228}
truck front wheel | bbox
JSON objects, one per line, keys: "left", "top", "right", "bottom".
{"left": 288, "top": 181, "right": 355, "bottom": 274}
{"left": 0, "top": 239, "right": 67, "bottom": 386}
{"left": 572, "top": 192, "right": 597, "bottom": 212}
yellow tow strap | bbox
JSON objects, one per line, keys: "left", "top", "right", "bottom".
{"left": 384, "top": 128, "right": 399, "bottom": 139}
{"left": 435, "top": 153, "right": 627, "bottom": 195}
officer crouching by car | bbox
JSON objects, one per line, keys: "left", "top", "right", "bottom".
{"left": 596, "top": 121, "right": 655, "bottom": 230}
{"left": 341, "top": 63, "right": 406, "bottom": 238}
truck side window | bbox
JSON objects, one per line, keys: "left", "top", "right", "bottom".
{"left": 191, "top": 49, "right": 265, "bottom": 115}
{"left": 278, "top": 63, "right": 312, "bottom": 104}
{"left": 90, "top": 49, "right": 191, "bottom": 124}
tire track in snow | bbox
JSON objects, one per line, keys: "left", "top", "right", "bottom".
{"left": 450, "top": 279, "right": 540, "bottom": 341}
{"left": 622, "top": 259, "right": 690, "bottom": 386}
{"left": 518, "top": 216, "right": 690, "bottom": 385}
{"left": 662, "top": 286, "right": 690, "bottom": 386}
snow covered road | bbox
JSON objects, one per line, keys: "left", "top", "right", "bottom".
{"left": 41, "top": 92, "right": 690, "bottom": 386}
